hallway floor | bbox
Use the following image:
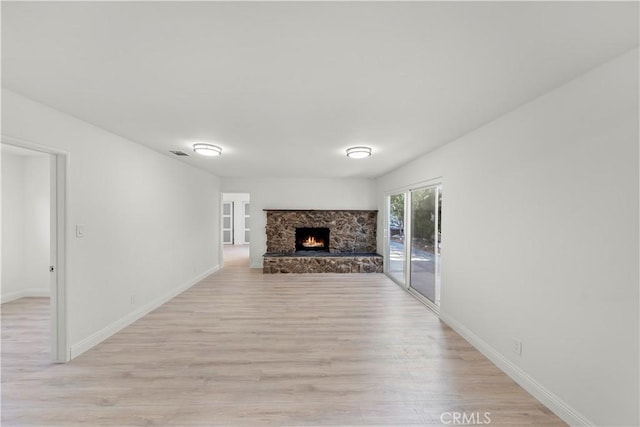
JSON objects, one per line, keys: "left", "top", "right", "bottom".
{"left": 1, "top": 246, "right": 564, "bottom": 426}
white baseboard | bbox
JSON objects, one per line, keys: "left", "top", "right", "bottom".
{"left": 69, "top": 265, "right": 220, "bottom": 360}
{"left": 439, "top": 310, "right": 593, "bottom": 427}
{"left": 1, "top": 288, "right": 50, "bottom": 304}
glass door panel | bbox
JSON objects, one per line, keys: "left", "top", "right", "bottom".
{"left": 222, "top": 201, "right": 234, "bottom": 244}
{"left": 387, "top": 193, "right": 406, "bottom": 285}
{"left": 410, "top": 185, "right": 441, "bottom": 306}
{"left": 243, "top": 202, "right": 251, "bottom": 243}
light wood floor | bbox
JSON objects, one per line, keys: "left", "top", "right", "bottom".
{"left": 2, "top": 245, "right": 564, "bottom": 426}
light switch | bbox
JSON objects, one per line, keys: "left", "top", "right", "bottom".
{"left": 76, "top": 224, "right": 85, "bottom": 238}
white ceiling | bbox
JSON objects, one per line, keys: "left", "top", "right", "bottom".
{"left": 2, "top": 2, "right": 638, "bottom": 179}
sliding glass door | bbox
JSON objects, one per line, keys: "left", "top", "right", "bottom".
{"left": 409, "top": 185, "right": 441, "bottom": 306}
{"left": 387, "top": 193, "right": 406, "bottom": 285}
{"left": 386, "top": 184, "right": 442, "bottom": 308}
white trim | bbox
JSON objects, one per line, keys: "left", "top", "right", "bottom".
{"left": 384, "top": 274, "right": 440, "bottom": 315}
{"left": 385, "top": 273, "right": 405, "bottom": 289}
{"left": 219, "top": 192, "right": 225, "bottom": 268}
{"left": 404, "top": 190, "right": 411, "bottom": 290}
{"left": 69, "top": 265, "right": 220, "bottom": 360}
{"left": 407, "top": 286, "right": 440, "bottom": 315}
{"left": 51, "top": 151, "right": 69, "bottom": 363}
{"left": 383, "top": 176, "right": 444, "bottom": 197}
{"left": 439, "top": 310, "right": 594, "bottom": 427}
{"left": 1, "top": 289, "right": 50, "bottom": 304}
{"left": 2, "top": 134, "right": 69, "bottom": 156}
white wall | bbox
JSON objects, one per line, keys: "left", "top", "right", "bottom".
{"left": 222, "top": 192, "right": 250, "bottom": 245}
{"left": 2, "top": 152, "right": 27, "bottom": 300}
{"left": 1, "top": 151, "right": 50, "bottom": 303}
{"left": 2, "top": 89, "right": 221, "bottom": 359}
{"left": 376, "top": 49, "right": 639, "bottom": 426}
{"left": 221, "top": 177, "right": 377, "bottom": 267}
{"left": 23, "top": 155, "right": 51, "bottom": 294}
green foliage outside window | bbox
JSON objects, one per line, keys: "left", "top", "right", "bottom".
{"left": 390, "top": 188, "right": 441, "bottom": 248}
{"left": 389, "top": 194, "right": 405, "bottom": 227}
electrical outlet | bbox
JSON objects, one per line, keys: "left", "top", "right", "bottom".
{"left": 130, "top": 295, "right": 136, "bottom": 305}
{"left": 512, "top": 339, "right": 522, "bottom": 356}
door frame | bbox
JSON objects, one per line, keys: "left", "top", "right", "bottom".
{"left": 2, "top": 136, "right": 70, "bottom": 362}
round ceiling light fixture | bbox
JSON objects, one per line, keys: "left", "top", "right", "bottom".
{"left": 193, "top": 143, "right": 222, "bottom": 157}
{"left": 346, "top": 146, "right": 372, "bottom": 159}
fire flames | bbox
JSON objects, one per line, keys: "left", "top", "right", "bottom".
{"left": 302, "top": 236, "right": 325, "bottom": 248}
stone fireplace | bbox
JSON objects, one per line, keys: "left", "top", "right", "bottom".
{"left": 263, "top": 209, "right": 383, "bottom": 274}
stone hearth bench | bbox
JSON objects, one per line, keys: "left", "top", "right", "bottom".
{"left": 263, "top": 252, "right": 383, "bottom": 274}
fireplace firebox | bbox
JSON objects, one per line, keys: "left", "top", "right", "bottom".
{"left": 295, "top": 227, "right": 330, "bottom": 252}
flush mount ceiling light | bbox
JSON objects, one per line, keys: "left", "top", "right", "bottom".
{"left": 346, "top": 146, "right": 372, "bottom": 159}
{"left": 193, "top": 143, "right": 222, "bottom": 157}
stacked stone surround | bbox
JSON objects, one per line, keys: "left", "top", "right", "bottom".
{"left": 263, "top": 254, "right": 383, "bottom": 274}
{"left": 265, "top": 210, "right": 377, "bottom": 254}
{"left": 263, "top": 209, "right": 382, "bottom": 274}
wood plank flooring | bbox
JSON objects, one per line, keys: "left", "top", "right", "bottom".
{"left": 1, "top": 245, "right": 565, "bottom": 426}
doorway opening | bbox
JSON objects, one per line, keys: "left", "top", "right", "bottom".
{"left": 1, "top": 140, "right": 68, "bottom": 363}
{"left": 221, "top": 193, "right": 251, "bottom": 267}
